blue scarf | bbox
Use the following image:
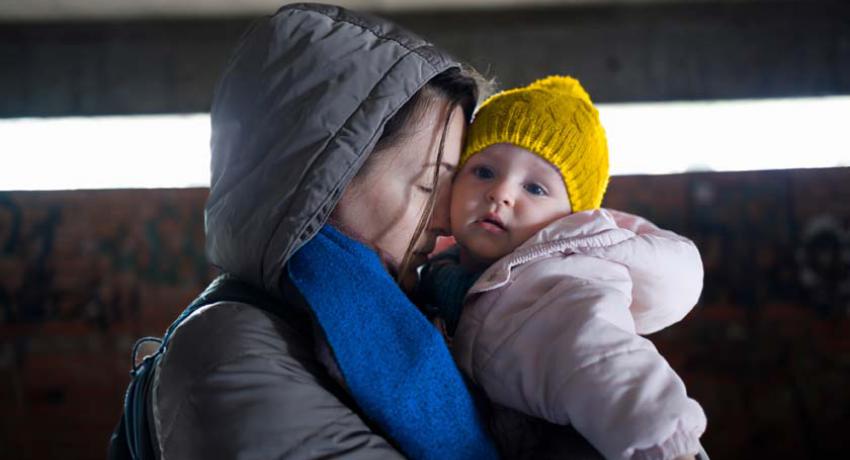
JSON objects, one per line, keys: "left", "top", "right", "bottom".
{"left": 287, "top": 225, "right": 498, "bottom": 460}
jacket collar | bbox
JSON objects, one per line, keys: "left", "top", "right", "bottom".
{"left": 469, "top": 209, "right": 633, "bottom": 295}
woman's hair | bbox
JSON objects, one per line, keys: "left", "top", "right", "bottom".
{"left": 372, "top": 65, "right": 489, "bottom": 154}
{"left": 358, "top": 64, "right": 493, "bottom": 283}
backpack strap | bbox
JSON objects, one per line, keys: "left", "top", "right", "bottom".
{"left": 111, "top": 274, "right": 301, "bottom": 460}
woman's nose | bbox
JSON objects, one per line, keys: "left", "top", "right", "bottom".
{"left": 428, "top": 181, "right": 452, "bottom": 236}
{"left": 488, "top": 181, "right": 514, "bottom": 207}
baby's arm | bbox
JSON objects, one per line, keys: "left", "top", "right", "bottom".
{"left": 454, "top": 256, "right": 706, "bottom": 460}
{"left": 415, "top": 247, "right": 479, "bottom": 336}
{"left": 577, "top": 209, "right": 704, "bottom": 335}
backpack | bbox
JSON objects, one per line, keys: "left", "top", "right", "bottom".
{"left": 107, "top": 275, "right": 292, "bottom": 460}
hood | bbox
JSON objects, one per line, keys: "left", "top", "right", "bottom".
{"left": 205, "top": 3, "right": 461, "bottom": 297}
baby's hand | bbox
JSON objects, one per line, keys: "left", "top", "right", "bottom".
{"left": 432, "top": 235, "right": 456, "bottom": 256}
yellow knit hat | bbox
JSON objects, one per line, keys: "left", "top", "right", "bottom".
{"left": 461, "top": 75, "right": 609, "bottom": 212}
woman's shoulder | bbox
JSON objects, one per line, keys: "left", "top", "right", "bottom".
{"left": 151, "top": 300, "right": 403, "bottom": 458}
{"left": 153, "top": 301, "right": 321, "bottom": 429}
{"left": 160, "top": 300, "right": 313, "bottom": 378}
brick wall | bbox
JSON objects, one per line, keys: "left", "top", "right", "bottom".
{"left": 0, "top": 188, "right": 214, "bottom": 459}
{"left": 604, "top": 168, "right": 850, "bottom": 458}
{"left": 1, "top": 168, "right": 849, "bottom": 458}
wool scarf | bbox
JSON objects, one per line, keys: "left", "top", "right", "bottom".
{"left": 287, "top": 225, "right": 498, "bottom": 460}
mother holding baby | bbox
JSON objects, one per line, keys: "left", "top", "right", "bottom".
{"left": 138, "top": 3, "right": 706, "bottom": 459}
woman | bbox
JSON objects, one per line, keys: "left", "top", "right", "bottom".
{"left": 148, "top": 3, "right": 497, "bottom": 459}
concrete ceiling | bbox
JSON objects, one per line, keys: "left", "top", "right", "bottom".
{"left": 0, "top": 0, "right": 768, "bottom": 21}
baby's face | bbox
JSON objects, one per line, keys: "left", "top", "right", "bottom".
{"left": 450, "top": 143, "right": 572, "bottom": 268}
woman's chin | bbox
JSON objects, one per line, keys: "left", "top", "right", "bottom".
{"left": 380, "top": 257, "right": 413, "bottom": 292}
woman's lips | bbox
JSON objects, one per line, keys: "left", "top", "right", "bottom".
{"left": 412, "top": 246, "right": 435, "bottom": 264}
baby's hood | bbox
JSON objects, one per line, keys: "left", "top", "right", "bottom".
{"left": 474, "top": 209, "right": 704, "bottom": 334}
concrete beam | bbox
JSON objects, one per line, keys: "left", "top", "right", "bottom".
{"left": 0, "top": 1, "right": 796, "bottom": 22}
{"left": 1, "top": 1, "right": 847, "bottom": 117}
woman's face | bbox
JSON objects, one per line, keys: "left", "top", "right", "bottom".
{"left": 335, "top": 100, "right": 466, "bottom": 291}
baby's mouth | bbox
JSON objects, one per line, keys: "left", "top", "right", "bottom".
{"left": 475, "top": 214, "right": 507, "bottom": 232}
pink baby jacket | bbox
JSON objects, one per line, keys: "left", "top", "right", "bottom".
{"left": 453, "top": 209, "right": 707, "bottom": 460}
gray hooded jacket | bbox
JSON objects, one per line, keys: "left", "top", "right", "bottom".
{"left": 149, "top": 4, "right": 461, "bottom": 458}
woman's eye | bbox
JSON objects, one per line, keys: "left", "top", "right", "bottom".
{"left": 524, "top": 183, "right": 547, "bottom": 196}
{"left": 472, "top": 166, "right": 494, "bottom": 179}
{"left": 417, "top": 185, "right": 434, "bottom": 194}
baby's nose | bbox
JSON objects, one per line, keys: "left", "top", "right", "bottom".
{"left": 488, "top": 183, "right": 515, "bottom": 206}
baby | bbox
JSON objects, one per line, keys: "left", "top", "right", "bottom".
{"left": 418, "top": 76, "right": 707, "bottom": 460}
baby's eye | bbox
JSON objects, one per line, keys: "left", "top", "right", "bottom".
{"left": 524, "top": 183, "right": 548, "bottom": 196}
{"left": 417, "top": 185, "right": 434, "bottom": 194}
{"left": 472, "top": 166, "right": 494, "bottom": 179}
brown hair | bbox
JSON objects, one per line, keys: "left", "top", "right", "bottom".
{"left": 363, "top": 65, "right": 491, "bottom": 284}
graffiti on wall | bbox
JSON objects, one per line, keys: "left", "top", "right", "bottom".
{"left": 0, "top": 190, "right": 213, "bottom": 329}
{"left": 796, "top": 215, "right": 850, "bottom": 318}
{"left": 1, "top": 168, "right": 850, "bottom": 459}
{"left": 605, "top": 168, "right": 850, "bottom": 457}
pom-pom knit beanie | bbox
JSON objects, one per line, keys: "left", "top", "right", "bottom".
{"left": 461, "top": 75, "right": 609, "bottom": 212}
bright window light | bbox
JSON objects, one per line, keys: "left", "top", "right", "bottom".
{"left": 601, "top": 96, "right": 850, "bottom": 175}
{"left": 0, "top": 113, "right": 211, "bottom": 191}
{"left": 1, "top": 97, "right": 848, "bottom": 191}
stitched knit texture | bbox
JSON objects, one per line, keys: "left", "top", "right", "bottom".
{"left": 287, "top": 225, "right": 498, "bottom": 460}
{"left": 416, "top": 246, "right": 482, "bottom": 336}
{"left": 461, "top": 75, "right": 610, "bottom": 212}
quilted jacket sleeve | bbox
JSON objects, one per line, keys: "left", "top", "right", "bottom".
{"left": 455, "top": 256, "right": 705, "bottom": 460}
{"left": 151, "top": 301, "right": 404, "bottom": 460}
{"left": 577, "top": 209, "right": 704, "bottom": 335}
